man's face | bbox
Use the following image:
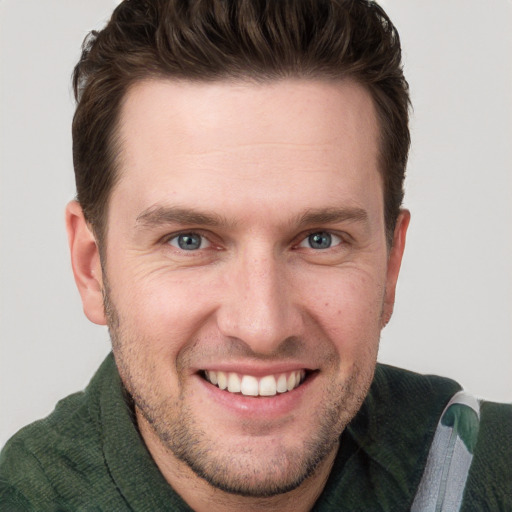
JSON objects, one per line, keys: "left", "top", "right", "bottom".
{"left": 96, "top": 79, "right": 407, "bottom": 497}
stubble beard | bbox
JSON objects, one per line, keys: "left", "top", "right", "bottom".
{"left": 102, "top": 281, "right": 377, "bottom": 498}
{"left": 138, "top": 375, "right": 365, "bottom": 498}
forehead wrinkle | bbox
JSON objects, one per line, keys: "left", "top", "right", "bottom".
{"left": 135, "top": 205, "right": 236, "bottom": 230}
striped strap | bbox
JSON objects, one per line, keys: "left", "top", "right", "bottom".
{"left": 411, "top": 391, "right": 480, "bottom": 512}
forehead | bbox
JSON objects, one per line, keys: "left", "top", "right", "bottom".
{"left": 112, "top": 78, "right": 382, "bottom": 225}
{"left": 118, "top": 77, "right": 378, "bottom": 156}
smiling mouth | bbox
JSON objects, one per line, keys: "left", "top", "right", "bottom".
{"left": 201, "top": 370, "right": 310, "bottom": 397}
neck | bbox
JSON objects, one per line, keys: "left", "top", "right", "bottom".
{"left": 137, "top": 411, "right": 338, "bottom": 512}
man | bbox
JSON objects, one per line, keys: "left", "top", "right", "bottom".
{"left": 0, "top": 1, "right": 510, "bottom": 510}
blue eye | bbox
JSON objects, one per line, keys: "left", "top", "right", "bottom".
{"left": 169, "top": 233, "right": 210, "bottom": 251}
{"left": 299, "top": 232, "right": 341, "bottom": 250}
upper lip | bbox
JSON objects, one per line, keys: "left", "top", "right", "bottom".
{"left": 195, "top": 362, "right": 314, "bottom": 377}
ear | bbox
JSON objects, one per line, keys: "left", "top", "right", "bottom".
{"left": 381, "top": 209, "right": 410, "bottom": 328}
{"left": 66, "top": 201, "right": 107, "bottom": 325}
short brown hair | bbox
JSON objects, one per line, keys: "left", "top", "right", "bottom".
{"left": 72, "top": 0, "right": 410, "bottom": 246}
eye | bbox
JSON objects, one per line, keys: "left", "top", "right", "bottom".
{"left": 168, "top": 232, "right": 211, "bottom": 251}
{"left": 298, "top": 231, "right": 342, "bottom": 250}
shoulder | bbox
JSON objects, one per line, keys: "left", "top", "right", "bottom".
{"left": 0, "top": 388, "right": 101, "bottom": 510}
{"left": 371, "top": 365, "right": 512, "bottom": 508}
{"left": 462, "top": 400, "right": 512, "bottom": 510}
{"left": 360, "top": 363, "right": 463, "bottom": 436}
{"left": 0, "top": 356, "right": 116, "bottom": 510}
{"left": 345, "top": 364, "right": 511, "bottom": 509}
{"left": 372, "top": 363, "right": 462, "bottom": 398}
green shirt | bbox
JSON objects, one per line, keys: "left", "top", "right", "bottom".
{"left": 1, "top": 354, "right": 511, "bottom": 511}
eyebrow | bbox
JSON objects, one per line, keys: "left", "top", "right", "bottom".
{"left": 135, "top": 204, "right": 369, "bottom": 231}
{"left": 136, "top": 205, "right": 234, "bottom": 229}
{"left": 295, "top": 207, "right": 369, "bottom": 228}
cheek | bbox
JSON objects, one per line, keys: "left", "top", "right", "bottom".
{"left": 111, "top": 268, "right": 218, "bottom": 347}
{"left": 299, "top": 268, "right": 386, "bottom": 344}
{"left": 107, "top": 271, "right": 216, "bottom": 395}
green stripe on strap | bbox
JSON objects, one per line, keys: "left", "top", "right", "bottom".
{"left": 411, "top": 391, "right": 480, "bottom": 512}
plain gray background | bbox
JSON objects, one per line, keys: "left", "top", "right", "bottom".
{"left": 1, "top": 1, "right": 511, "bottom": 447}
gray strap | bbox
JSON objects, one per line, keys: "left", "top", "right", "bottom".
{"left": 411, "top": 391, "right": 480, "bottom": 512}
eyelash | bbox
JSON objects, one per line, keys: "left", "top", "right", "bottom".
{"left": 165, "top": 232, "right": 213, "bottom": 251}
{"left": 297, "top": 231, "right": 344, "bottom": 250}
{"left": 164, "top": 230, "right": 347, "bottom": 253}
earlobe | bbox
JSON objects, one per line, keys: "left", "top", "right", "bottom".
{"left": 65, "top": 201, "right": 107, "bottom": 326}
{"left": 381, "top": 209, "right": 410, "bottom": 328}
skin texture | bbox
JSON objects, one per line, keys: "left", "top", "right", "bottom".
{"left": 66, "top": 78, "right": 409, "bottom": 512}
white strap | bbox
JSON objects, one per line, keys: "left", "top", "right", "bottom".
{"left": 411, "top": 391, "right": 480, "bottom": 512}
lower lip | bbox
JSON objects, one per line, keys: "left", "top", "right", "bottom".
{"left": 197, "top": 373, "right": 317, "bottom": 419}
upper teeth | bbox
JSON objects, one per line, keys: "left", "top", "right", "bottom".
{"left": 204, "top": 370, "right": 306, "bottom": 397}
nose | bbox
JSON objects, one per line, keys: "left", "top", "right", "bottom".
{"left": 216, "top": 249, "right": 303, "bottom": 355}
